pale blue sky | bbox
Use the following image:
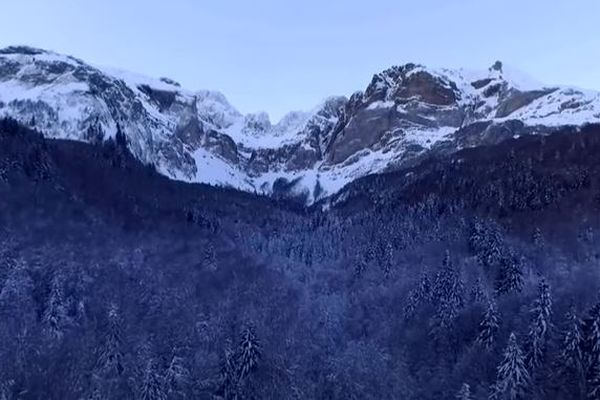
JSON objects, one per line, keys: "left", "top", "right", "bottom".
{"left": 1, "top": 0, "right": 599, "bottom": 121}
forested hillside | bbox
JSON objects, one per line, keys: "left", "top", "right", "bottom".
{"left": 2, "top": 118, "right": 600, "bottom": 399}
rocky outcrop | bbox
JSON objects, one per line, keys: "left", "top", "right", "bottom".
{"left": 328, "top": 105, "right": 395, "bottom": 164}
{"left": 1, "top": 46, "right": 599, "bottom": 204}
{"left": 495, "top": 89, "right": 556, "bottom": 118}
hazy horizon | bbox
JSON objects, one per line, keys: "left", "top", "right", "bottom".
{"left": 2, "top": 0, "right": 599, "bottom": 121}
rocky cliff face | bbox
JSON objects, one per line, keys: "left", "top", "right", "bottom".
{"left": 1, "top": 46, "right": 599, "bottom": 203}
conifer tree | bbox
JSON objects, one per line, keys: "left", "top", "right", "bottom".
{"left": 470, "top": 277, "right": 486, "bottom": 304}
{"left": 0, "top": 259, "right": 35, "bottom": 328}
{"left": 430, "top": 251, "right": 464, "bottom": 339}
{"left": 237, "top": 326, "right": 261, "bottom": 381}
{"left": 476, "top": 300, "right": 500, "bottom": 350}
{"left": 98, "top": 303, "right": 125, "bottom": 377}
{"left": 404, "top": 270, "right": 431, "bottom": 321}
{"left": 456, "top": 383, "right": 473, "bottom": 400}
{"left": 583, "top": 303, "right": 600, "bottom": 399}
{"left": 495, "top": 253, "right": 524, "bottom": 295}
{"left": 382, "top": 241, "right": 394, "bottom": 278}
{"left": 493, "top": 333, "right": 530, "bottom": 400}
{"left": 0, "top": 380, "right": 14, "bottom": 400}
{"left": 43, "top": 274, "right": 67, "bottom": 340}
{"left": 469, "top": 219, "right": 503, "bottom": 268}
{"left": 558, "top": 306, "right": 584, "bottom": 397}
{"left": 218, "top": 346, "right": 238, "bottom": 400}
{"left": 204, "top": 242, "right": 216, "bottom": 271}
{"left": 163, "top": 353, "right": 189, "bottom": 399}
{"left": 417, "top": 270, "right": 432, "bottom": 303}
{"left": 138, "top": 359, "right": 165, "bottom": 400}
{"left": 527, "top": 279, "right": 552, "bottom": 369}
{"left": 468, "top": 218, "right": 486, "bottom": 254}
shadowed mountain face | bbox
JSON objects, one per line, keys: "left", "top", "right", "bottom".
{"left": 3, "top": 118, "right": 600, "bottom": 399}
{"left": 2, "top": 45, "right": 600, "bottom": 203}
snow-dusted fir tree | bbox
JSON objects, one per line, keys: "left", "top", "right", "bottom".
{"left": 0, "top": 259, "right": 36, "bottom": 332}
{"left": 561, "top": 307, "right": 583, "bottom": 369}
{"left": 42, "top": 274, "right": 67, "bottom": 340}
{"left": 430, "top": 251, "right": 464, "bottom": 339}
{"left": 0, "top": 380, "right": 14, "bottom": 400}
{"left": 588, "top": 365, "right": 600, "bottom": 400}
{"left": 468, "top": 218, "right": 503, "bottom": 268}
{"left": 583, "top": 303, "right": 600, "bottom": 399}
{"left": 558, "top": 305, "right": 584, "bottom": 397}
{"left": 404, "top": 270, "right": 431, "bottom": 321}
{"left": 218, "top": 346, "right": 238, "bottom": 400}
{"left": 365, "top": 242, "right": 377, "bottom": 265}
{"left": 237, "top": 326, "right": 261, "bottom": 381}
{"left": 469, "top": 277, "right": 486, "bottom": 304}
{"left": 455, "top": 383, "right": 473, "bottom": 400}
{"left": 493, "top": 333, "right": 530, "bottom": 400}
{"left": 163, "top": 353, "right": 190, "bottom": 399}
{"left": 476, "top": 300, "right": 500, "bottom": 350}
{"left": 204, "top": 242, "right": 217, "bottom": 271}
{"left": 98, "top": 303, "right": 125, "bottom": 377}
{"left": 215, "top": 326, "right": 261, "bottom": 399}
{"left": 417, "top": 269, "right": 432, "bottom": 303}
{"left": 527, "top": 279, "right": 552, "bottom": 369}
{"left": 138, "top": 359, "right": 165, "bottom": 400}
{"left": 468, "top": 218, "right": 486, "bottom": 254}
{"left": 495, "top": 253, "right": 524, "bottom": 295}
{"left": 381, "top": 241, "right": 394, "bottom": 278}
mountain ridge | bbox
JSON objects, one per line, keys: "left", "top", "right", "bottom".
{"left": 1, "top": 45, "right": 599, "bottom": 203}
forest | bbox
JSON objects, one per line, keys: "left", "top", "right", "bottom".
{"left": 2, "top": 118, "right": 600, "bottom": 399}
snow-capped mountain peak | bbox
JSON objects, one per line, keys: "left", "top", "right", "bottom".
{"left": 1, "top": 46, "right": 599, "bottom": 204}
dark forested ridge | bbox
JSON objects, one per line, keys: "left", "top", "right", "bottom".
{"left": 2, "top": 117, "right": 600, "bottom": 399}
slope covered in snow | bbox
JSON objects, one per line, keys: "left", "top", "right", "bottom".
{"left": 1, "top": 46, "right": 599, "bottom": 204}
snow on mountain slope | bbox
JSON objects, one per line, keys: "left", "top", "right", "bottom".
{"left": 497, "top": 87, "right": 600, "bottom": 126}
{"left": 1, "top": 46, "right": 600, "bottom": 204}
{"left": 0, "top": 46, "right": 329, "bottom": 192}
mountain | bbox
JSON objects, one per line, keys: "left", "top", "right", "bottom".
{"left": 4, "top": 115, "right": 600, "bottom": 399}
{"left": 1, "top": 45, "right": 599, "bottom": 203}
